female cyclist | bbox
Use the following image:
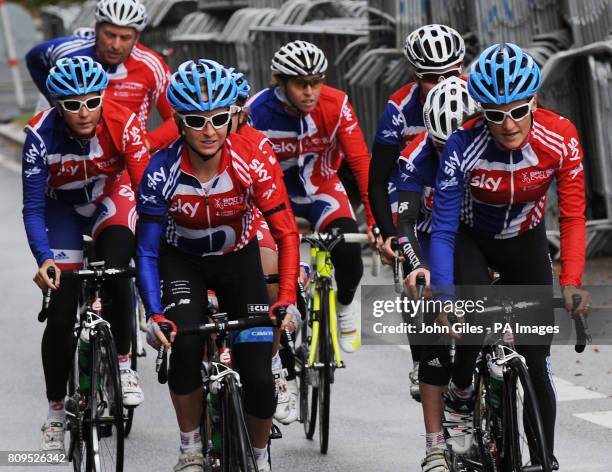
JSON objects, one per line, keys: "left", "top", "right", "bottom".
{"left": 425, "top": 43, "right": 591, "bottom": 470}
{"left": 22, "top": 55, "right": 149, "bottom": 454}
{"left": 136, "top": 59, "right": 299, "bottom": 472}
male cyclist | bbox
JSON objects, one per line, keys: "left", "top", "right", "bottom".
{"left": 26, "top": 0, "right": 176, "bottom": 152}
{"left": 368, "top": 24, "right": 465, "bottom": 395}
{"left": 394, "top": 77, "right": 479, "bottom": 471}
{"left": 136, "top": 60, "right": 300, "bottom": 472}
{"left": 425, "top": 43, "right": 590, "bottom": 470}
{"left": 248, "top": 40, "right": 374, "bottom": 353}
{"left": 22, "top": 56, "right": 149, "bottom": 454}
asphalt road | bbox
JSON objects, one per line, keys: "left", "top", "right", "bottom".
{"left": 0, "top": 161, "right": 611, "bottom": 471}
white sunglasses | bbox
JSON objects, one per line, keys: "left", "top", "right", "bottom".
{"left": 57, "top": 96, "right": 103, "bottom": 113}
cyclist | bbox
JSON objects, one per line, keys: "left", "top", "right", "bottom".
{"left": 136, "top": 59, "right": 300, "bottom": 472}
{"left": 423, "top": 43, "right": 590, "bottom": 470}
{"left": 22, "top": 56, "right": 149, "bottom": 454}
{"left": 369, "top": 24, "right": 465, "bottom": 392}
{"left": 248, "top": 40, "right": 375, "bottom": 353}
{"left": 26, "top": 0, "right": 176, "bottom": 152}
{"left": 394, "top": 77, "right": 479, "bottom": 471}
{"left": 228, "top": 66, "right": 301, "bottom": 424}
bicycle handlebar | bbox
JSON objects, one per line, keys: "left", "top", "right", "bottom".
{"left": 38, "top": 266, "right": 56, "bottom": 323}
{"left": 61, "top": 266, "right": 136, "bottom": 280}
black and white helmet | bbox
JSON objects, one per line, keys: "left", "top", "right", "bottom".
{"left": 271, "top": 40, "right": 328, "bottom": 77}
{"left": 423, "top": 76, "right": 479, "bottom": 145}
{"left": 404, "top": 24, "right": 465, "bottom": 73}
{"left": 95, "top": 0, "right": 148, "bottom": 32}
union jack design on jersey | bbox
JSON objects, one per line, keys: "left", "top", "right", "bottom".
{"left": 430, "top": 108, "right": 586, "bottom": 288}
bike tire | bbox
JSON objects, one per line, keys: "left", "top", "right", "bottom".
{"left": 504, "top": 357, "right": 552, "bottom": 472}
{"left": 123, "top": 284, "right": 138, "bottom": 438}
{"left": 67, "top": 333, "right": 88, "bottom": 472}
{"left": 318, "top": 285, "right": 331, "bottom": 454}
{"left": 88, "top": 323, "right": 124, "bottom": 472}
{"left": 473, "top": 367, "right": 499, "bottom": 472}
{"left": 222, "top": 375, "right": 254, "bottom": 472}
{"left": 299, "top": 313, "right": 318, "bottom": 439}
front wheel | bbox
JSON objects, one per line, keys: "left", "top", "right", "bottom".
{"left": 222, "top": 375, "right": 255, "bottom": 472}
{"left": 318, "top": 286, "right": 331, "bottom": 454}
{"left": 504, "top": 358, "right": 552, "bottom": 472}
{"left": 88, "top": 323, "right": 124, "bottom": 472}
{"left": 473, "top": 367, "right": 500, "bottom": 472}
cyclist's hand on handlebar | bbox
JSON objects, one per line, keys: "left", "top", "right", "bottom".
{"left": 561, "top": 285, "right": 591, "bottom": 318}
{"left": 367, "top": 225, "right": 376, "bottom": 247}
{"left": 404, "top": 268, "right": 430, "bottom": 300}
{"left": 147, "top": 314, "right": 176, "bottom": 350}
{"left": 271, "top": 302, "right": 300, "bottom": 334}
{"left": 378, "top": 236, "right": 400, "bottom": 265}
{"left": 34, "top": 259, "right": 61, "bottom": 290}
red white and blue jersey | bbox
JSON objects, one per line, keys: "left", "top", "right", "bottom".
{"left": 136, "top": 134, "right": 299, "bottom": 315}
{"left": 247, "top": 85, "right": 373, "bottom": 223}
{"left": 430, "top": 108, "right": 586, "bottom": 288}
{"left": 396, "top": 131, "right": 438, "bottom": 234}
{"left": 22, "top": 98, "right": 149, "bottom": 266}
{"left": 373, "top": 82, "right": 426, "bottom": 214}
{"left": 136, "top": 135, "right": 293, "bottom": 256}
{"left": 26, "top": 35, "right": 176, "bottom": 151}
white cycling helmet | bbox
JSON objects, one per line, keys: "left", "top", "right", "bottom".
{"left": 271, "top": 40, "right": 328, "bottom": 77}
{"left": 73, "top": 27, "right": 96, "bottom": 40}
{"left": 404, "top": 24, "right": 465, "bottom": 74}
{"left": 95, "top": 0, "right": 148, "bottom": 32}
{"left": 423, "top": 76, "right": 479, "bottom": 145}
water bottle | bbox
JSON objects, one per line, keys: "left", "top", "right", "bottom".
{"left": 487, "top": 358, "right": 503, "bottom": 411}
{"left": 78, "top": 327, "right": 91, "bottom": 393}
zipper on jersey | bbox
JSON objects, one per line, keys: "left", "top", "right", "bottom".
{"left": 203, "top": 191, "right": 212, "bottom": 253}
{"left": 502, "top": 151, "right": 516, "bottom": 232}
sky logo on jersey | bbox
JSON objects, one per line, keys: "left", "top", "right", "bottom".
{"left": 250, "top": 159, "right": 272, "bottom": 183}
{"left": 129, "top": 125, "right": 143, "bottom": 146}
{"left": 470, "top": 174, "right": 502, "bottom": 192}
{"left": 444, "top": 151, "right": 461, "bottom": 177}
{"left": 147, "top": 168, "right": 166, "bottom": 188}
{"left": 391, "top": 113, "right": 404, "bottom": 129}
{"left": 169, "top": 198, "right": 200, "bottom": 218}
{"left": 24, "top": 142, "right": 45, "bottom": 164}
{"left": 272, "top": 140, "right": 297, "bottom": 155}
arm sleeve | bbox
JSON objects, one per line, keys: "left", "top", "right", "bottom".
{"left": 556, "top": 121, "right": 587, "bottom": 287}
{"left": 25, "top": 38, "right": 72, "bottom": 103}
{"left": 369, "top": 142, "right": 400, "bottom": 240}
{"left": 146, "top": 65, "right": 178, "bottom": 152}
{"left": 121, "top": 114, "right": 151, "bottom": 190}
{"left": 22, "top": 129, "right": 52, "bottom": 266}
{"left": 135, "top": 161, "right": 170, "bottom": 317}
{"left": 249, "top": 148, "right": 299, "bottom": 305}
{"left": 429, "top": 142, "right": 466, "bottom": 295}
{"left": 337, "top": 98, "right": 374, "bottom": 225}
{"left": 397, "top": 190, "right": 428, "bottom": 275}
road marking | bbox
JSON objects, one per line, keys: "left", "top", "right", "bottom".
{"left": 0, "top": 152, "right": 20, "bottom": 173}
{"left": 573, "top": 411, "right": 612, "bottom": 429}
{"left": 553, "top": 376, "right": 606, "bottom": 402}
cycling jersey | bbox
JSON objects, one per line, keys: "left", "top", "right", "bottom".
{"left": 396, "top": 130, "right": 438, "bottom": 234}
{"left": 430, "top": 108, "right": 586, "bottom": 288}
{"left": 136, "top": 134, "right": 299, "bottom": 316}
{"left": 247, "top": 85, "right": 373, "bottom": 225}
{"left": 371, "top": 82, "right": 426, "bottom": 227}
{"left": 22, "top": 98, "right": 149, "bottom": 267}
{"left": 26, "top": 35, "right": 176, "bottom": 151}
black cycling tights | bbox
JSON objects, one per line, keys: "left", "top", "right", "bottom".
{"left": 42, "top": 225, "right": 134, "bottom": 402}
{"left": 321, "top": 217, "right": 364, "bottom": 306}
{"left": 452, "top": 222, "right": 557, "bottom": 454}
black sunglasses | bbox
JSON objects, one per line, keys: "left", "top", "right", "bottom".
{"left": 291, "top": 76, "right": 325, "bottom": 89}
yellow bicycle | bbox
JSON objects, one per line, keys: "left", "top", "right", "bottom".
{"left": 296, "top": 229, "right": 369, "bottom": 454}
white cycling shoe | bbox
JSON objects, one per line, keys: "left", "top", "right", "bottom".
{"left": 120, "top": 368, "right": 144, "bottom": 407}
{"left": 337, "top": 302, "right": 358, "bottom": 353}
{"left": 41, "top": 420, "right": 65, "bottom": 456}
{"left": 421, "top": 448, "right": 450, "bottom": 472}
{"left": 174, "top": 450, "right": 204, "bottom": 472}
{"left": 273, "top": 360, "right": 290, "bottom": 422}
{"left": 279, "top": 379, "right": 298, "bottom": 425}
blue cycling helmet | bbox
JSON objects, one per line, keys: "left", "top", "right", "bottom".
{"left": 227, "top": 67, "right": 251, "bottom": 100}
{"left": 468, "top": 43, "right": 541, "bottom": 105}
{"left": 167, "top": 59, "right": 238, "bottom": 112}
{"left": 46, "top": 56, "right": 108, "bottom": 98}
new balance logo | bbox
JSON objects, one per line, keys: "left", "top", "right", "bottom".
{"left": 428, "top": 358, "right": 443, "bottom": 368}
